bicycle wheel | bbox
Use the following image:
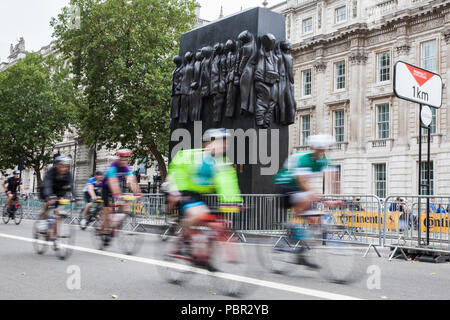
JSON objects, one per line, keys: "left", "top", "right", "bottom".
{"left": 256, "top": 234, "right": 300, "bottom": 275}
{"left": 91, "top": 225, "right": 105, "bottom": 250}
{"left": 14, "top": 207, "right": 23, "bottom": 225}
{"left": 155, "top": 233, "right": 195, "bottom": 285}
{"left": 56, "top": 218, "right": 76, "bottom": 260}
{"left": 79, "top": 208, "right": 87, "bottom": 230}
{"left": 2, "top": 205, "right": 10, "bottom": 224}
{"left": 117, "top": 213, "right": 143, "bottom": 255}
{"left": 32, "top": 220, "right": 49, "bottom": 255}
{"left": 160, "top": 223, "right": 182, "bottom": 242}
{"left": 209, "top": 236, "right": 251, "bottom": 297}
{"left": 312, "top": 216, "right": 369, "bottom": 284}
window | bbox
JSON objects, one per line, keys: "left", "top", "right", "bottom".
{"left": 374, "top": 164, "right": 387, "bottom": 199}
{"left": 422, "top": 108, "right": 437, "bottom": 135}
{"left": 301, "top": 115, "right": 311, "bottom": 146}
{"left": 302, "top": 69, "right": 312, "bottom": 96}
{"left": 421, "top": 40, "right": 437, "bottom": 72}
{"left": 377, "top": 52, "right": 390, "bottom": 82}
{"left": 335, "top": 165, "right": 341, "bottom": 194}
{"left": 334, "top": 61, "right": 346, "bottom": 90}
{"left": 420, "top": 161, "right": 434, "bottom": 195}
{"left": 335, "top": 6, "right": 347, "bottom": 23}
{"left": 377, "top": 104, "right": 390, "bottom": 139}
{"left": 334, "top": 110, "right": 345, "bottom": 142}
{"left": 303, "top": 18, "right": 313, "bottom": 34}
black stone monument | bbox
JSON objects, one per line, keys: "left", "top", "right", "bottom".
{"left": 170, "top": 7, "right": 290, "bottom": 194}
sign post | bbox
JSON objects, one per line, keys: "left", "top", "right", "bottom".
{"left": 394, "top": 61, "right": 442, "bottom": 247}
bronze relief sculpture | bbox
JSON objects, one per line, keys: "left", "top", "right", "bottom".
{"left": 170, "top": 31, "right": 296, "bottom": 129}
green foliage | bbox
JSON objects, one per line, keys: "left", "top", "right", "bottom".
{"left": 51, "top": 0, "right": 196, "bottom": 178}
{"left": 0, "top": 53, "right": 77, "bottom": 182}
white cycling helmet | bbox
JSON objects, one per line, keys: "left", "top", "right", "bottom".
{"left": 55, "top": 155, "right": 72, "bottom": 165}
{"left": 203, "top": 128, "right": 230, "bottom": 142}
{"left": 307, "top": 135, "right": 336, "bottom": 150}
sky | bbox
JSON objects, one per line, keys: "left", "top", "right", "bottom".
{"left": 0, "top": 0, "right": 282, "bottom": 63}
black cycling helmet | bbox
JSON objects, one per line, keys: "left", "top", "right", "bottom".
{"left": 13, "top": 170, "right": 20, "bottom": 175}
{"left": 95, "top": 171, "right": 103, "bottom": 176}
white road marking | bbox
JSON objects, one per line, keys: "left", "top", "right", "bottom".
{"left": 0, "top": 231, "right": 362, "bottom": 300}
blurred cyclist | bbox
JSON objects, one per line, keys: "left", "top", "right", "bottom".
{"left": 38, "top": 156, "right": 77, "bottom": 248}
{"left": 80, "top": 171, "right": 104, "bottom": 229}
{"left": 98, "top": 149, "right": 141, "bottom": 245}
{"left": 3, "top": 170, "right": 25, "bottom": 214}
{"left": 274, "top": 134, "right": 338, "bottom": 216}
{"left": 274, "top": 135, "right": 338, "bottom": 268}
{"left": 168, "top": 128, "right": 242, "bottom": 271}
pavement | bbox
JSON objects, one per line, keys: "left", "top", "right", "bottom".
{"left": 0, "top": 219, "right": 449, "bottom": 300}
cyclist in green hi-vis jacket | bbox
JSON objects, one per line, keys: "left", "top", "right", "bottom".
{"left": 168, "top": 128, "right": 242, "bottom": 264}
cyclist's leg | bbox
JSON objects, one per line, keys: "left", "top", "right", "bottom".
{"left": 291, "top": 191, "right": 314, "bottom": 218}
{"left": 6, "top": 192, "right": 13, "bottom": 209}
{"left": 181, "top": 203, "right": 210, "bottom": 237}
{"left": 82, "top": 192, "right": 92, "bottom": 219}
{"left": 99, "top": 187, "right": 112, "bottom": 235}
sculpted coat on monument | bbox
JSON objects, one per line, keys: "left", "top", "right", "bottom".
{"left": 179, "top": 51, "right": 195, "bottom": 124}
{"left": 211, "top": 43, "right": 227, "bottom": 123}
{"left": 276, "top": 40, "right": 296, "bottom": 125}
{"left": 200, "top": 46, "right": 213, "bottom": 99}
{"left": 170, "top": 55, "right": 183, "bottom": 123}
{"left": 238, "top": 30, "right": 258, "bottom": 116}
{"left": 225, "top": 39, "right": 239, "bottom": 118}
{"left": 190, "top": 51, "right": 203, "bottom": 121}
{"left": 255, "top": 33, "right": 280, "bottom": 128}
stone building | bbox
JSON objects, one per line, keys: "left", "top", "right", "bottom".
{"left": 269, "top": 0, "right": 450, "bottom": 198}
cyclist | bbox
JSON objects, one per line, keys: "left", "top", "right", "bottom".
{"left": 80, "top": 171, "right": 104, "bottom": 229}
{"left": 98, "top": 149, "right": 141, "bottom": 246}
{"left": 3, "top": 170, "right": 25, "bottom": 214}
{"left": 37, "top": 156, "right": 77, "bottom": 249}
{"left": 273, "top": 134, "right": 338, "bottom": 267}
{"left": 168, "top": 128, "right": 242, "bottom": 271}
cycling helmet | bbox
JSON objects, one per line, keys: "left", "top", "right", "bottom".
{"left": 55, "top": 155, "right": 72, "bottom": 165}
{"left": 115, "top": 149, "right": 132, "bottom": 158}
{"left": 203, "top": 128, "right": 230, "bottom": 142}
{"left": 307, "top": 135, "right": 336, "bottom": 150}
{"left": 95, "top": 171, "right": 103, "bottom": 176}
{"left": 13, "top": 170, "right": 20, "bottom": 175}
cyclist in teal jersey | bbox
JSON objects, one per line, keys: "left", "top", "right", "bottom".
{"left": 274, "top": 135, "right": 338, "bottom": 216}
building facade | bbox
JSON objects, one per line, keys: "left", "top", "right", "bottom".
{"left": 274, "top": 0, "right": 450, "bottom": 197}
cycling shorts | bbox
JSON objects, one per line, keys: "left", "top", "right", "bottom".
{"left": 276, "top": 184, "right": 312, "bottom": 208}
{"left": 179, "top": 191, "right": 206, "bottom": 214}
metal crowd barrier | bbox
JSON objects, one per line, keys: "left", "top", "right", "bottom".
{"left": 384, "top": 195, "right": 450, "bottom": 260}
{"left": 4, "top": 192, "right": 450, "bottom": 260}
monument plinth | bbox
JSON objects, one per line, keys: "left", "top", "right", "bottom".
{"left": 170, "top": 7, "right": 294, "bottom": 194}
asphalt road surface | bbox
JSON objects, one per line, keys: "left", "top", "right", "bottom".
{"left": 0, "top": 219, "right": 449, "bottom": 300}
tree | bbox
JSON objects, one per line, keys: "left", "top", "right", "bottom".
{"left": 51, "top": 0, "right": 196, "bottom": 180}
{"left": 0, "top": 53, "right": 78, "bottom": 186}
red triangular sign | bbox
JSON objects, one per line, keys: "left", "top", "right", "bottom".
{"left": 406, "top": 65, "right": 435, "bottom": 87}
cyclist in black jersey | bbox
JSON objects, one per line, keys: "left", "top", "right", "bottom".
{"left": 3, "top": 170, "right": 25, "bottom": 214}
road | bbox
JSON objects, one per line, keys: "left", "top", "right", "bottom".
{"left": 0, "top": 219, "right": 449, "bottom": 300}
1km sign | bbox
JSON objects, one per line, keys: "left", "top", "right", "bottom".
{"left": 394, "top": 61, "right": 442, "bottom": 108}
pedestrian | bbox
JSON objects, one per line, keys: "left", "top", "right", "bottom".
{"left": 436, "top": 204, "right": 447, "bottom": 214}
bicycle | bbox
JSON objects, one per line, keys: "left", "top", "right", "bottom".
{"left": 157, "top": 206, "right": 250, "bottom": 297}
{"left": 2, "top": 194, "right": 26, "bottom": 225}
{"left": 32, "top": 198, "right": 76, "bottom": 260}
{"left": 79, "top": 198, "right": 104, "bottom": 230}
{"left": 257, "top": 201, "right": 370, "bottom": 284}
{"left": 92, "top": 194, "right": 144, "bottom": 255}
